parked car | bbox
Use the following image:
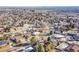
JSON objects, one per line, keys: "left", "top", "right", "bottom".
{"left": 13, "top": 43, "right": 34, "bottom": 52}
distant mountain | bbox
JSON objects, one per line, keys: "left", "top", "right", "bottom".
{"left": 0, "top": 6, "right": 79, "bottom": 12}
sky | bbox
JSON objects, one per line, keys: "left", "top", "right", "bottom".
{"left": 0, "top": 0, "right": 79, "bottom": 6}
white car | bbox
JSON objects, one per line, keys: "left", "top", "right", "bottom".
{"left": 15, "top": 45, "right": 34, "bottom": 52}
{"left": 25, "top": 46, "right": 34, "bottom": 52}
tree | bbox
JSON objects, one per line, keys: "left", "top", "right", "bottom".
{"left": 4, "top": 27, "right": 10, "bottom": 32}
{"left": 30, "top": 36, "right": 37, "bottom": 45}
{"left": 47, "top": 36, "right": 51, "bottom": 41}
{"left": 44, "top": 41, "right": 55, "bottom": 52}
{"left": 37, "top": 43, "right": 45, "bottom": 52}
{"left": 50, "top": 31, "right": 52, "bottom": 35}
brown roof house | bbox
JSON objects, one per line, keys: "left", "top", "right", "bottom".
{"left": 64, "top": 43, "right": 79, "bottom": 52}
